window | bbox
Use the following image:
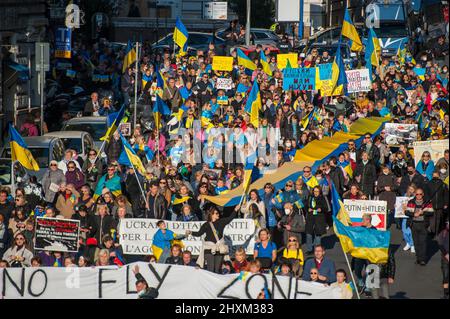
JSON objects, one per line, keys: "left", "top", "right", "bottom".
{"left": 61, "top": 138, "right": 82, "bottom": 154}
{"left": 64, "top": 123, "right": 107, "bottom": 140}
{"left": 253, "top": 32, "right": 270, "bottom": 40}
{"left": 83, "top": 135, "right": 94, "bottom": 154}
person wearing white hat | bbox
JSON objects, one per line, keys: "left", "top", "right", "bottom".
{"left": 41, "top": 160, "right": 66, "bottom": 204}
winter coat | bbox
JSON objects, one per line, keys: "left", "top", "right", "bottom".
{"left": 41, "top": 169, "right": 66, "bottom": 202}
{"left": 426, "top": 178, "right": 449, "bottom": 210}
{"left": 305, "top": 195, "right": 328, "bottom": 236}
{"left": 279, "top": 212, "right": 305, "bottom": 245}
{"left": 55, "top": 190, "right": 80, "bottom": 219}
{"left": 65, "top": 168, "right": 85, "bottom": 191}
{"left": 354, "top": 160, "right": 377, "bottom": 197}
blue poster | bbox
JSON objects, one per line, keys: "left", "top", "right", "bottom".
{"left": 55, "top": 27, "right": 72, "bottom": 59}
{"left": 283, "top": 68, "right": 316, "bottom": 91}
{"left": 318, "top": 63, "right": 332, "bottom": 81}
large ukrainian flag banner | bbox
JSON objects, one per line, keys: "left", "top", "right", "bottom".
{"left": 237, "top": 48, "right": 257, "bottom": 71}
{"left": 202, "top": 117, "right": 388, "bottom": 207}
{"left": 331, "top": 184, "right": 390, "bottom": 264}
{"left": 245, "top": 82, "right": 262, "bottom": 127}
{"left": 9, "top": 124, "right": 39, "bottom": 171}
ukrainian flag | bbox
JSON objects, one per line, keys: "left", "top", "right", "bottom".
{"left": 174, "top": 17, "right": 189, "bottom": 55}
{"left": 154, "top": 96, "right": 171, "bottom": 129}
{"left": 118, "top": 133, "right": 146, "bottom": 175}
{"left": 171, "top": 195, "right": 191, "bottom": 206}
{"left": 365, "top": 28, "right": 381, "bottom": 80}
{"left": 142, "top": 73, "right": 152, "bottom": 88}
{"left": 300, "top": 108, "right": 315, "bottom": 129}
{"left": 122, "top": 40, "right": 137, "bottom": 73}
{"left": 331, "top": 183, "right": 390, "bottom": 264}
{"left": 339, "top": 160, "right": 353, "bottom": 178}
{"left": 260, "top": 51, "right": 272, "bottom": 76}
{"left": 237, "top": 48, "right": 257, "bottom": 71}
{"left": 100, "top": 104, "right": 126, "bottom": 142}
{"left": 8, "top": 124, "right": 39, "bottom": 171}
{"left": 342, "top": 8, "right": 362, "bottom": 52}
{"left": 331, "top": 42, "right": 348, "bottom": 93}
{"left": 245, "top": 81, "right": 262, "bottom": 127}
{"left": 242, "top": 156, "right": 257, "bottom": 197}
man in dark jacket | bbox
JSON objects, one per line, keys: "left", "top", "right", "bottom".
{"left": 426, "top": 171, "right": 449, "bottom": 236}
{"left": 105, "top": 132, "right": 123, "bottom": 165}
{"left": 0, "top": 190, "right": 14, "bottom": 225}
{"left": 398, "top": 163, "right": 427, "bottom": 196}
{"left": 91, "top": 203, "right": 115, "bottom": 244}
{"left": 323, "top": 159, "right": 345, "bottom": 196}
{"left": 302, "top": 245, "right": 336, "bottom": 283}
{"left": 124, "top": 167, "right": 144, "bottom": 217}
{"left": 145, "top": 182, "right": 168, "bottom": 219}
{"left": 354, "top": 152, "right": 377, "bottom": 198}
{"left": 357, "top": 134, "right": 380, "bottom": 166}
{"left": 132, "top": 264, "right": 159, "bottom": 299}
{"left": 83, "top": 92, "right": 99, "bottom": 116}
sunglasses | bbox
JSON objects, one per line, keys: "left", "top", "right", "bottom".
{"left": 15, "top": 238, "right": 25, "bottom": 241}
{"left": 310, "top": 272, "right": 318, "bottom": 275}
{"left": 286, "top": 185, "right": 293, "bottom": 188}
{"left": 288, "top": 239, "right": 297, "bottom": 242}
{"left": 303, "top": 170, "right": 311, "bottom": 173}
{"left": 416, "top": 193, "right": 424, "bottom": 196}
{"left": 50, "top": 164, "right": 57, "bottom": 166}
{"left": 108, "top": 168, "right": 115, "bottom": 171}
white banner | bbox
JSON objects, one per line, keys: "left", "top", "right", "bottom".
{"left": 0, "top": 263, "right": 343, "bottom": 299}
{"left": 343, "top": 199, "right": 388, "bottom": 230}
{"left": 345, "top": 69, "right": 371, "bottom": 93}
{"left": 216, "top": 78, "right": 233, "bottom": 90}
{"left": 384, "top": 123, "right": 418, "bottom": 146}
{"left": 394, "top": 196, "right": 412, "bottom": 219}
{"left": 119, "top": 219, "right": 256, "bottom": 255}
{"left": 412, "top": 139, "right": 449, "bottom": 166}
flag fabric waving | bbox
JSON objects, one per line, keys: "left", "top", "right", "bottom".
{"left": 365, "top": 28, "right": 381, "bottom": 80}
{"left": 122, "top": 40, "right": 137, "bottom": 73}
{"left": 331, "top": 183, "right": 390, "bottom": 264}
{"left": 331, "top": 42, "right": 348, "bottom": 94}
{"left": 237, "top": 48, "right": 257, "bottom": 71}
{"left": 154, "top": 96, "right": 171, "bottom": 129}
{"left": 9, "top": 124, "right": 40, "bottom": 171}
{"left": 174, "top": 17, "right": 189, "bottom": 55}
{"left": 244, "top": 81, "right": 262, "bottom": 127}
{"left": 342, "top": 8, "right": 362, "bottom": 52}
{"left": 260, "top": 51, "right": 272, "bottom": 76}
{"left": 118, "top": 133, "right": 146, "bottom": 175}
{"left": 100, "top": 104, "right": 126, "bottom": 142}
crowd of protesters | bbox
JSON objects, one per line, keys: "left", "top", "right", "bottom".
{"left": 0, "top": 21, "right": 449, "bottom": 299}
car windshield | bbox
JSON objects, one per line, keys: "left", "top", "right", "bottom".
{"left": 310, "top": 46, "right": 348, "bottom": 58}
{"left": 374, "top": 25, "right": 409, "bottom": 38}
{"left": 0, "top": 162, "right": 12, "bottom": 185}
{"left": 60, "top": 138, "right": 83, "bottom": 154}
{"left": 64, "top": 123, "right": 106, "bottom": 140}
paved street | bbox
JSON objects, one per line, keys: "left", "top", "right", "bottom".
{"left": 311, "top": 225, "right": 444, "bottom": 299}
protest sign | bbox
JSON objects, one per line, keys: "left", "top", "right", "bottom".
{"left": 216, "top": 77, "right": 233, "bottom": 90}
{"left": 282, "top": 68, "right": 316, "bottom": 91}
{"left": 119, "top": 219, "right": 256, "bottom": 255}
{"left": 343, "top": 200, "right": 388, "bottom": 230}
{"left": 384, "top": 123, "right": 418, "bottom": 146}
{"left": 345, "top": 69, "right": 371, "bottom": 93}
{"left": 217, "top": 95, "right": 229, "bottom": 105}
{"left": 34, "top": 217, "right": 80, "bottom": 252}
{"left": 412, "top": 139, "right": 449, "bottom": 166}
{"left": 0, "top": 262, "right": 343, "bottom": 299}
{"left": 277, "top": 53, "right": 298, "bottom": 69}
{"left": 394, "top": 196, "right": 412, "bottom": 218}
{"left": 212, "top": 56, "right": 233, "bottom": 71}
{"left": 318, "top": 63, "right": 332, "bottom": 80}
{"left": 119, "top": 122, "right": 132, "bottom": 136}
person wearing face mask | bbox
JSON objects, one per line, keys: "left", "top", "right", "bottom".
{"left": 277, "top": 202, "right": 305, "bottom": 246}
{"left": 426, "top": 171, "right": 449, "bottom": 236}
{"left": 398, "top": 163, "right": 427, "bottom": 196}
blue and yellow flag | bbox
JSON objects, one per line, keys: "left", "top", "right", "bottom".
{"left": 142, "top": 72, "right": 152, "bottom": 88}
{"left": 237, "top": 48, "right": 257, "bottom": 71}
{"left": 331, "top": 41, "right": 348, "bottom": 93}
{"left": 174, "top": 17, "right": 189, "bottom": 55}
{"left": 118, "top": 133, "right": 146, "bottom": 175}
{"left": 242, "top": 154, "right": 258, "bottom": 196}
{"left": 101, "top": 104, "right": 126, "bottom": 142}
{"left": 171, "top": 195, "right": 191, "bottom": 206}
{"left": 9, "top": 124, "right": 39, "bottom": 171}
{"left": 331, "top": 183, "right": 390, "bottom": 264}
{"left": 154, "top": 96, "right": 171, "bottom": 129}
{"left": 122, "top": 40, "right": 137, "bottom": 73}
{"left": 244, "top": 82, "right": 262, "bottom": 127}
{"left": 342, "top": 8, "right": 362, "bottom": 52}
{"left": 300, "top": 108, "right": 315, "bottom": 129}
{"left": 260, "top": 51, "right": 272, "bottom": 76}
{"left": 365, "top": 28, "right": 381, "bottom": 80}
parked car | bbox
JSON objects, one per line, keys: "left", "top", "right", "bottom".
{"left": 299, "top": 26, "right": 365, "bottom": 53}
{"left": 44, "top": 131, "right": 95, "bottom": 161}
{"left": 152, "top": 32, "right": 226, "bottom": 54}
{"left": 0, "top": 159, "right": 29, "bottom": 194}
{"left": 231, "top": 44, "right": 280, "bottom": 56}
{"left": 217, "top": 28, "right": 289, "bottom": 49}
{"left": 61, "top": 116, "right": 108, "bottom": 150}
{"left": 1, "top": 136, "right": 66, "bottom": 180}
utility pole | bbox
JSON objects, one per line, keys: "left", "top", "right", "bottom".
{"left": 245, "top": 0, "right": 251, "bottom": 46}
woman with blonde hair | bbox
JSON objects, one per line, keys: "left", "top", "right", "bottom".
{"left": 279, "top": 235, "right": 305, "bottom": 277}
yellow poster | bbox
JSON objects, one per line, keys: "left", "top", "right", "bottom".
{"left": 212, "top": 56, "right": 234, "bottom": 71}
{"left": 277, "top": 53, "right": 298, "bottom": 69}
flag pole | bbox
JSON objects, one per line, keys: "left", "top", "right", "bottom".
{"left": 133, "top": 42, "right": 140, "bottom": 130}
{"left": 340, "top": 247, "right": 361, "bottom": 299}
{"left": 88, "top": 139, "right": 107, "bottom": 173}
{"left": 132, "top": 167, "right": 149, "bottom": 209}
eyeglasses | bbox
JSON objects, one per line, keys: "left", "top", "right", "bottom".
{"left": 310, "top": 272, "right": 318, "bottom": 275}
{"left": 303, "top": 170, "right": 311, "bottom": 173}
{"left": 50, "top": 164, "right": 57, "bottom": 166}
{"left": 415, "top": 193, "right": 424, "bottom": 196}
{"left": 15, "top": 238, "right": 25, "bottom": 241}
{"left": 285, "top": 184, "right": 293, "bottom": 188}
{"left": 288, "top": 239, "right": 297, "bottom": 242}
{"left": 108, "top": 168, "right": 115, "bottom": 171}
{"left": 423, "top": 155, "right": 430, "bottom": 158}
